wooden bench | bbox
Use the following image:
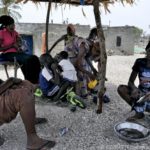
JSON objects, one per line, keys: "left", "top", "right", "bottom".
{"left": 0, "top": 57, "right": 21, "bottom": 78}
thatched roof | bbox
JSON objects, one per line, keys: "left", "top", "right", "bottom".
{"left": 16, "top": 0, "right": 106, "bottom": 5}
{"left": 16, "top": 0, "right": 135, "bottom": 9}
{"left": 23, "top": 0, "right": 95, "bottom": 5}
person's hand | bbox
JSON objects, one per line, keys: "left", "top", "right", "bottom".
{"left": 51, "top": 63, "right": 62, "bottom": 73}
{"left": 12, "top": 42, "right": 20, "bottom": 50}
{"left": 130, "top": 88, "right": 141, "bottom": 101}
{"left": 139, "top": 92, "right": 150, "bottom": 103}
{"left": 51, "top": 63, "right": 57, "bottom": 70}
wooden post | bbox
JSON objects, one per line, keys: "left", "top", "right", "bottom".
{"left": 45, "top": 0, "right": 51, "bottom": 53}
{"left": 93, "top": 0, "right": 107, "bottom": 113}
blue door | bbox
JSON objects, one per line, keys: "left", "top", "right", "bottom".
{"left": 20, "top": 34, "right": 33, "bottom": 55}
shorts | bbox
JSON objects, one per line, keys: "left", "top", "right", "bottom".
{"left": 0, "top": 80, "right": 35, "bottom": 125}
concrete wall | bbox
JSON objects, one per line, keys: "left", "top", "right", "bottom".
{"left": 104, "top": 26, "right": 136, "bottom": 55}
{"left": 16, "top": 23, "right": 90, "bottom": 57}
{"left": 16, "top": 23, "right": 137, "bottom": 56}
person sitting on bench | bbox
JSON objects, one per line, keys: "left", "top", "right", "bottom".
{"left": 0, "top": 15, "right": 41, "bottom": 84}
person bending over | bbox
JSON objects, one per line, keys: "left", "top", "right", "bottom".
{"left": 49, "top": 25, "right": 96, "bottom": 98}
{"left": 48, "top": 24, "right": 77, "bottom": 53}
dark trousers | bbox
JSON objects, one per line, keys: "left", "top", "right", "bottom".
{"left": 1, "top": 52, "right": 41, "bottom": 84}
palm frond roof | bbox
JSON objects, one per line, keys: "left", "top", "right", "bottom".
{"left": 16, "top": 0, "right": 135, "bottom": 8}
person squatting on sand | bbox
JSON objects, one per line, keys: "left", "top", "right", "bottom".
{"left": 0, "top": 78, "right": 55, "bottom": 149}
{"left": 118, "top": 41, "right": 150, "bottom": 121}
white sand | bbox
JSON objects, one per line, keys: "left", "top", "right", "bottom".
{"left": 0, "top": 54, "right": 150, "bottom": 150}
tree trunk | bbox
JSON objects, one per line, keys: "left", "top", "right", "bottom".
{"left": 93, "top": 0, "right": 107, "bottom": 113}
{"left": 45, "top": 0, "right": 51, "bottom": 53}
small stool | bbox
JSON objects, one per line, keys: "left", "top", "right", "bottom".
{"left": 0, "top": 57, "right": 21, "bottom": 78}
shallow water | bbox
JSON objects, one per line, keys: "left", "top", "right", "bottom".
{"left": 119, "top": 128, "right": 145, "bottom": 139}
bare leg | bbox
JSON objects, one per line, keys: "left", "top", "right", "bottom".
{"left": 53, "top": 81, "right": 70, "bottom": 101}
{"left": 118, "top": 85, "right": 145, "bottom": 121}
{"left": 20, "top": 91, "right": 55, "bottom": 149}
{"left": 117, "top": 85, "right": 133, "bottom": 106}
{"left": 0, "top": 80, "right": 55, "bottom": 149}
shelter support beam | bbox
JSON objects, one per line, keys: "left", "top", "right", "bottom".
{"left": 93, "top": 0, "right": 107, "bottom": 114}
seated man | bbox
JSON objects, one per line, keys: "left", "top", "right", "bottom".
{"left": 117, "top": 41, "right": 150, "bottom": 121}
{"left": 0, "top": 78, "right": 55, "bottom": 149}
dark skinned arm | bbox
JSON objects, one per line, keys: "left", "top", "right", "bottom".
{"left": 85, "top": 56, "right": 98, "bottom": 76}
{"left": 128, "top": 70, "right": 138, "bottom": 90}
{"left": 127, "top": 70, "right": 141, "bottom": 100}
{"left": 50, "top": 63, "right": 61, "bottom": 85}
{"left": 76, "top": 42, "right": 95, "bottom": 80}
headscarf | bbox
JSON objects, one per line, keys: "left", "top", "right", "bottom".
{"left": 67, "top": 24, "right": 75, "bottom": 34}
{"left": 0, "top": 15, "right": 14, "bottom": 30}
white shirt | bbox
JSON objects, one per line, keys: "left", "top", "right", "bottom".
{"left": 41, "top": 67, "right": 53, "bottom": 81}
{"left": 59, "top": 59, "right": 77, "bottom": 82}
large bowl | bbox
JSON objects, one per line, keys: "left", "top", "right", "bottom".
{"left": 114, "top": 122, "right": 150, "bottom": 142}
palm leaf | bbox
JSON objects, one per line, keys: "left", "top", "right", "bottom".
{"left": 0, "top": 0, "right": 22, "bottom": 21}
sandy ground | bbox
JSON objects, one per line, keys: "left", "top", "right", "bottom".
{"left": 0, "top": 54, "right": 150, "bottom": 150}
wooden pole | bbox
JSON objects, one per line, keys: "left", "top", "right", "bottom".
{"left": 45, "top": 0, "right": 51, "bottom": 53}
{"left": 93, "top": 0, "right": 107, "bottom": 113}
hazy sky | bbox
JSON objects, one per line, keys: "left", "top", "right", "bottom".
{"left": 18, "top": 0, "right": 150, "bottom": 34}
